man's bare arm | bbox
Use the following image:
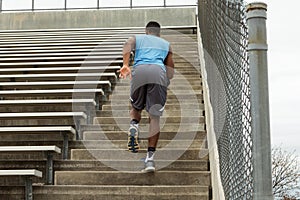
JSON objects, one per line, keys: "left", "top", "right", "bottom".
{"left": 119, "top": 36, "right": 135, "bottom": 79}
{"left": 164, "top": 46, "right": 175, "bottom": 79}
{"left": 123, "top": 36, "right": 135, "bottom": 66}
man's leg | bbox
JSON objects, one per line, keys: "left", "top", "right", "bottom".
{"left": 148, "top": 115, "right": 160, "bottom": 148}
{"left": 143, "top": 114, "right": 160, "bottom": 172}
{"left": 128, "top": 107, "right": 142, "bottom": 153}
{"left": 130, "top": 107, "right": 142, "bottom": 123}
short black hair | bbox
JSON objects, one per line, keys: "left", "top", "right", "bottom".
{"left": 146, "top": 21, "right": 161, "bottom": 35}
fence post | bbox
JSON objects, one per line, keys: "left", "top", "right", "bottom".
{"left": 246, "top": 2, "right": 273, "bottom": 200}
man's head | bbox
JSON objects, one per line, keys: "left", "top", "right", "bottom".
{"left": 145, "top": 21, "right": 161, "bottom": 36}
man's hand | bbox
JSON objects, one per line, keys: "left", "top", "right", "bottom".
{"left": 118, "top": 65, "right": 132, "bottom": 79}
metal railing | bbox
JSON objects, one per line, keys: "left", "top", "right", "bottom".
{"left": 198, "top": 0, "right": 272, "bottom": 199}
{"left": 0, "top": 0, "right": 196, "bottom": 12}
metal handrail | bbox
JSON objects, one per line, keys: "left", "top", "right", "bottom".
{"left": 0, "top": 0, "right": 196, "bottom": 13}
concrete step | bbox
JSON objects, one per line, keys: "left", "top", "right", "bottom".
{"left": 100, "top": 103, "right": 204, "bottom": 110}
{"left": 32, "top": 193, "right": 208, "bottom": 200}
{"left": 116, "top": 79, "right": 202, "bottom": 86}
{"left": 104, "top": 98, "right": 203, "bottom": 105}
{"left": 107, "top": 96, "right": 202, "bottom": 103}
{"left": 101, "top": 103, "right": 204, "bottom": 111}
{"left": 81, "top": 124, "right": 205, "bottom": 132}
{"left": 114, "top": 81, "right": 202, "bottom": 87}
{"left": 55, "top": 160, "right": 209, "bottom": 172}
{"left": 96, "top": 109, "right": 204, "bottom": 117}
{"left": 0, "top": 139, "right": 207, "bottom": 150}
{"left": 172, "top": 74, "right": 201, "bottom": 78}
{"left": 113, "top": 83, "right": 202, "bottom": 90}
{"left": 166, "top": 75, "right": 202, "bottom": 80}
{"left": 172, "top": 46, "right": 198, "bottom": 51}
{"left": 54, "top": 171, "right": 211, "bottom": 186}
{"left": 93, "top": 116, "right": 205, "bottom": 125}
{"left": 172, "top": 84, "right": 203, "bottom": 90}
{"left": 173, "top": 58, "right": 199, "bottom": 63}
{"left": 173, "top": 71, "right": 201, "bottom": 75}
{"left": 110, "top": 89, "right": 203, "bottom": 96}
{"left": 103, "top": 101, "right": 204, "bottom": 108}
{"left": 163, "top": 34, "right": 197, "bottom": 39}
{"left": 172, "top": 54, "right": 198, "bottom": 58}
{"left": 0, "top": 135, "right": 206, "bottom": 149}
{"left": 71, "top": 149, "right": 209, "bottom": 161}
{"left": 169, "top": 64, "right": 200, "bottom": 68}
{"left": 173, "top": 67, "right": 201, "bottom": 71}
{"left": 89, "top": 123, "right": 205, "bottom": 133}
{"left": 115, "top": 74, "right": 201, "bottom": 81}
{"left": 34, "top": 186, "right": 209, "bottom": 200}
{"left": 81, "top": 139, "right": 206, "bottom": 149}
{"left": 108, "top": 92, "right": 203, "bottom": 99}
{"left": 0, "top": 128, "right": 206, "bottom": 141}
{"left": 111, "top": 89, "right": 203, "bottom": 95}
{"left": 0, "top": 185, "right": 210, "bottom": 200}
{"left": 1, "top": 160, "right": 209, "bottom": 172}
{"left": 173, "top": 70, "right": 201, "bottom": 75}
{"left": 83, "top": 130, "right": 207, "bottom": 140}
{"left": 108, "top": 88, "right": 203, "bottom": 95}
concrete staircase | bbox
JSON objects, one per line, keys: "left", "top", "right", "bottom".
{"left": 0, "top": 27, "right": 211, "bottom": 199}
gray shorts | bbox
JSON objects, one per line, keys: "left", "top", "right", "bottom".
{"left": 130, "top": 64, "right": 169, "bottom": 116}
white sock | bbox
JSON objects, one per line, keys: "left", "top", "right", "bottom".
{"left": 145, "top": 151, "right": 155, "bottom": 162}
{"left": 130, "top": 123, "right": 139, "bottom": 128}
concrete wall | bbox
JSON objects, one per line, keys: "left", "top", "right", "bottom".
{"left": 0, "top": 7, "right": 196, "bottom": 30}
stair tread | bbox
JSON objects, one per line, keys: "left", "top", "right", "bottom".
{"left": 54, "top": 171, "right": 211, "bottom": 186}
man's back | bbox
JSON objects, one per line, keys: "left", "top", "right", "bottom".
{"left": 134, "top": 34, "right": 169, "bottom": 71}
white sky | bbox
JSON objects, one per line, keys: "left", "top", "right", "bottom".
{"left": 261, "top": 0, "right": 300, "bottom": 157}
{"left": 1, "top": 0, "right": 299, "bottom": 156}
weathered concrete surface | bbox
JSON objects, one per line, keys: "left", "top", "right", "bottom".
{"left": 0, "top": 7, "right": 196, "bottom": 30}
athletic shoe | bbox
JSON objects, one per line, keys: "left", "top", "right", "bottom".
{"left": 141, "top": 160, "right": 155, "bottom": 173}
{"left": 127, "top": 124, "right": 139, "bottom": 153}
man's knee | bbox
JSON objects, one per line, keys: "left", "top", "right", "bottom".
{"left": 149, "top": 114, "right": 160, "bottom": 121}
{"left": 148, "top": 104, "right": 165, "bottom": 117}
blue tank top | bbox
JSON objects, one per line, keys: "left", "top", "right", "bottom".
{"left": 133, "top": 34, "right": 169, "bottom": 72}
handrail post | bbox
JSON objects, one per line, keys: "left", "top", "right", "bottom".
{"left": 25, "top": 177, "right": 33, "bottom": 200}
{"left": 32, "top": 0, "right": 34, "bottom": 11}
{"left": 246, "top": 2, "right": 273, "bottom": 200}
{"left": 130, "top": 0, "right": 132, "bottom": 9}
{"left": 64, "top": 0, "right": 67, "bottom": 10}
{"left": 0, "top": 0, "right": 2, "bottom": 12}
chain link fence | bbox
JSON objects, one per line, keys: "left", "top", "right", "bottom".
{"left": 198, "top": 0, "right": 253, "bottom": 199}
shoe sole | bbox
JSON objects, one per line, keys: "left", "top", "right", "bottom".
{"left": 141, "top": 166, "right": 155, "bottom": 173}
{"left": 128, "top": 127, "right": 139, "bottom": 153}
